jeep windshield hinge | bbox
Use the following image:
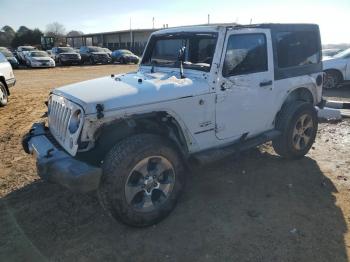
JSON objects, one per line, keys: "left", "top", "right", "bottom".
{"left": 178, "top": 46, "right": 186, "bottom": 79}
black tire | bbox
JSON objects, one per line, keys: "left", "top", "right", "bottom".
{"left": 58, "top": 58, "right": 65, "bottom": 66}
{"left": 120, "top": 57, "right": 126, "bottom": 64}
{"left": 99, "top": 134, "right": 185, "bottom": 227}
{"left": 324, "top": 70, "right": 342, "bottom": 89}
{"left": 272, "top": 101, "right": 318, "bottom": 159}
{"left": 0, "top": 82, "right": 8, "bottom": 106}
{"left": 89, "top": 57, "right": 95, "bottom": 65}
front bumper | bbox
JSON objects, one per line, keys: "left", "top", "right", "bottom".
{"left": 60, "top": 56, "right": 81, "bottom": 64}
{"left": 6, "top": 78, "right": 16, "bottom": 88}
{"left": 23, "top": 123, "right": 102, "bottom": 193}
{"left": 92, "top": 55, "right": 111, "bottom": 63}
{"left": 31, "top": 63, "right": 55, "bottom": 68}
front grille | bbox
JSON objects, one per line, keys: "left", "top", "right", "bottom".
{"left": 48, "top": 99, "right": 72, "bottom": 144}
{"left": 93, "top": 54, "right": 108, "bottom": 59}
{"left": 63, "top": 54, "right": 79, "bottom": 59}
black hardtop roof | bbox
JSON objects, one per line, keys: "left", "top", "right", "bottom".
{"left": 231, "top": 23, "right": 320, "bottom": 31}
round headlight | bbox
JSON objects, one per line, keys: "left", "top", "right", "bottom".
{"left": 68, "top": 109, "right": 82, "bottom": 134}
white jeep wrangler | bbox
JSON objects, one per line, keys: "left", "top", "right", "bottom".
{"left": 23, "top": 23, "right": 324, "bottom": 227}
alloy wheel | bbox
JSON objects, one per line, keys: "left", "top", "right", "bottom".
{"left": 124, "top": 156, "right": 176, "bottom": 212}
{"left": 0, "top": 85, "right": 7, "bottom": 104}
{"left": 292, "top": 114, "right": 314, "bottom": 150}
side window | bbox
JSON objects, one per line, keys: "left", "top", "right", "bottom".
{"left": 223, "top": 34, "right": 268, "bottom": 77}
{"left": 0, "top": 53, "right": 7, "bottom": 63}
{"left": 276, "top": 31, "right": 320, "bottom": 68}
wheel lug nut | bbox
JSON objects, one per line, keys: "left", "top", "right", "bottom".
{"left": 153, "top": 175, "right": 156, "bottom": 179}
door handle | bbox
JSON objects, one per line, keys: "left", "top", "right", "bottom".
{"left": 259, "top": 80, "right": 273, "bottom": 87}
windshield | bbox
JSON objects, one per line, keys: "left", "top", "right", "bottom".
{"left": 142, "top": 33, "right": 218, "bottom": 72}
{"left": 120, "top": 50, "right": 132, "bottom": 55}
{"left": 333, "top": 48, "right": 350, "bottom": 59}
{"left": 89, "top": 47, "right": 104, "bottom": 52}
{"left": 31, "top": 51, "right": 48, "bottom": 57}
{"left": 58, "top": 47, "right": 74, "bottom": 53}
{"left": 1, "top": 50, "right": 13, "bottom": 57}
{"left": 22, "top": 47, "right": 36, "bottom": 51}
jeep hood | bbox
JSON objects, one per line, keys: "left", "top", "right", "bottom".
{"left": 52, "top": 71, "right": 210, "bottom": 114}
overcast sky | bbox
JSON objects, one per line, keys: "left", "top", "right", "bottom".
{"left": 1, "top": 0, "right": 349, "bottom": 44}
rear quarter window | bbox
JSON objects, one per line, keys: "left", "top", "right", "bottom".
{"left": 276, "top": 31, "right": 321, "bottom": 68}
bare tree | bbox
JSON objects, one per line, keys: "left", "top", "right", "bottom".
{"left": 66, "top": 30, "right": 84, "bottom": 47}
{"left": 67, "top": 30, "right": 84, "bottom": 37}
{"left": 45, "top": 22, "right": 66, "bottom": 38}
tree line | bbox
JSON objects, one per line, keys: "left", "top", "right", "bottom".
{"left": 0, "top": 22, "right": 83, "bottom": 48}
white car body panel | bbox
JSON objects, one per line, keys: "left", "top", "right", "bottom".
{"left": 0, "top": 59, "right": 14, "bottom": 80}
{"left": 323, "top": 54, "right": 350, "bottom": 81}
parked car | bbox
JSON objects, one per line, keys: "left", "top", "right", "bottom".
{"left": 79, "top": 46, "right": 111, "bottom": 64}
{"left": 25, "top": 51, "right": 55, "bottom": 68}
{"left": 46, "top": 50, "right": 54, "bottom": 59}
{"left": 51, "top": 47, "right": 81, "bottom": 65}
{"left": 323, "top": 48, "right": 350, "bottom": 89}
{"left": 0, "top": 52, "right": 16, "bottom": 106}
{"left": 16, "top": 46, "right": 37, "bottom": 64}
{"left": 103, "top": 48, "right": 112, "bottom": 57}
{"left": 111, "top": 49, "right": 139, "bottom": 64}
{"left": 0, "top": 48, "right": 19, "bottom": 68}
{"left": 23, "top": 23, "right": 323, "bottom": 227}
{"left": 322, "top": 48, "right": 343, "bottom": 60}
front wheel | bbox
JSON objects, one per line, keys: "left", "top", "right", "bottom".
{"left": 0, "top": 82, "right": 8, "bottom": 106}
{"left": 99, "top": 134, "right": 185, "bottom": 227}
{"left": 272, "top": 101, "right": 318, "bottom": 159}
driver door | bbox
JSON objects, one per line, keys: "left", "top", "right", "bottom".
{"left": 215, "top": 29, "right": 276, "bottom": 140}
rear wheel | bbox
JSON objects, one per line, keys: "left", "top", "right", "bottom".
{"left": 0, "top": 82, "right": 8, "bottom": 106}
{"left": 273, "top": 101, "right": 318, "bottom": 159}
{"left": 324, "top": 70, "right": 342, "bottom": 89}
{"left": 99, "top": 134, "right": 185, "bottom": 227}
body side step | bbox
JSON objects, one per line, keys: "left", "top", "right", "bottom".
{"left": 193, "top": 130, "right": 281, "bottom": 164}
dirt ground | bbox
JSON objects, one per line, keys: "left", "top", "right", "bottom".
{"left": 0, "top": 65, "right": 350, "bottom": 262}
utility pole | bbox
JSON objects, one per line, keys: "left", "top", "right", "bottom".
{"left": 152, "top": 17, "right": 155, "bottom": 29}
{"left": 129, "top": 17, "right": 133, "bottom": 51}
{"left": 208, "top": 14, "right": 210, "bottom": 24}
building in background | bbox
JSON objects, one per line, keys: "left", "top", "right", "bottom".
{"left": 66, "top": 28, "right": 157, "bottom": 55}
